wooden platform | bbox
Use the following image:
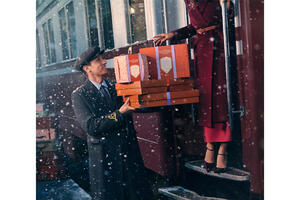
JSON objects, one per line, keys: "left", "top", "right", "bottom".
{"left": 185, "top": 160, "right": 250, "bottom": 182}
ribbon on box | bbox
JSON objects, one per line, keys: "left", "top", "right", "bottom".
{"left": 166, "top": 92, "right": 171, "bottom": 106}
{"left": 155, "top": 47, "right": 161, "bottom": 79}
{"left": 126, "top": 54, "right": 143, "bottom": 81}
{"left": 138, "top": 53, "right": 143, "bottom": 80}
{"left": 155, "top": 45, "right": 178, "bottom": 80}
{"left": 171, "top": 45, "right": 177, "bottom": 78}
{"left": 126, "top": 55, "right": 131, "bottom": 82}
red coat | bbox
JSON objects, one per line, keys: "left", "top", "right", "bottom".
{"left": 172, "top": 0, "right": 235, "bottom": 127}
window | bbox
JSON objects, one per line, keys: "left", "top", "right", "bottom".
{"left": 36, "top": 30, "right": 42, "bottom": 68}
{"left": 85, "top": 0, "right": 114, "bottom": 49}
{"left": 98, "top": 0, "right": 114, "bottom": 49}
{"left": 86, "top": 0, "right": 99, "bottom": 47}
{"left": 42, "top": 19, "right": 56, "bottom": 64}
{"left": 59, "top": 1, "right": 77, "bottom": 60}
{"left": 67, "top": 1, "right": 77, "bottom": 57}
{"left": 126, "top": 0, "right": 147, "bottom": 44}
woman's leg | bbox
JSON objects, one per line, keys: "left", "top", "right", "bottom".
{"left": 204, "top": 142, "right": 215, "bottom": 163}
{"left": 216, "top": 142, "right": 228, "bottom": 168}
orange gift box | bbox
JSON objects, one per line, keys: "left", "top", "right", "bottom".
{"left": 124, "top": 90, "right": 199, "bottom": 108}
{"left": 114, "top": 53, "right": 149, "bottom": 83}
{"left": 139, "top": 44, "right": 190, "bottom": 80}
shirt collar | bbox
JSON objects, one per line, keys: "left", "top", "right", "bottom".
{"left": 90, "top": 79, "right": 108, "bottom": 90}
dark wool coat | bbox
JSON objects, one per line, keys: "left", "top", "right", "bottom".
{"left": 72, "top": 79, "right": 153, "bottom": 200}
{"left": 172, "top": 0, "right": 235, "bottom": 127}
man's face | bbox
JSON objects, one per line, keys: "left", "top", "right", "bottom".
{"left": 85, "top": 55, "right": 107, "bottom": 76}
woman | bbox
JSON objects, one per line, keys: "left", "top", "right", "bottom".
{"left": 153, "top": 0, "right": 235, "bottom": 173}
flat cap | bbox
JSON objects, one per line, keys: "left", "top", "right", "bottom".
{"left": 74, "top": 46, "right": 105, "bottom": 72}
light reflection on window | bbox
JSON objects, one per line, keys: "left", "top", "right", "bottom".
{"left": 59, "top": 1, "right": 77, "bottom": 60}
{"left": 86, "top": 0, "right": 99, "bottom": 47}
{"left": 127, "top": 0, "right": 147, "bottom": 44}
{"left": 59, "top": 8, "right": 70, "bottom": 60}
{"left": 42, "top": 19, "right": 56, "bottom": 64}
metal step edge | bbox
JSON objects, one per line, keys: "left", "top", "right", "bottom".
{"left": 185, "top": 160, "right": 250, "bottom": 182}
{"left": 158, "top": 186, "right": 228, "bottom": 200}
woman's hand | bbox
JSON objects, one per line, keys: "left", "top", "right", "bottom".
{"left": 153, "top": 32, "right": 174, "bottom": 46}
{"left": 196, "top": 28, "right": 205, "bottom": 35}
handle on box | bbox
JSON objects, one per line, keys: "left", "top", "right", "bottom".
{"left": 128, "top": 46, "right": 133, "bottom": 54}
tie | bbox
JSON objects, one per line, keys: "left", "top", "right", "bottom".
{"left": 99, "top": 86, "right": 111, "bottom": 104}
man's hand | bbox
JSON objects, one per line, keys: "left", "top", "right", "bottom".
{"left": 153, "top": 32, "right": 174, "bottom": 46}
{"left": 119, "top": 99, "right": 135, "bottom": 114}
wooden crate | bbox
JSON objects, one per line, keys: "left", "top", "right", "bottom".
{"left": 114, "top": 53, "right": 149, "bottom": 83}
{"left": 124, "top": 89, "right": 199, "bottom": 102}
{"left": 130, "top": 97, "right": 199, "bottom": 108}
{"left": 169, "top": 83, "right": 194, "bottom": 92}
{"left": 116, "top": 79, "right": 168, "bottom": 96}
{"left": 139, "top": 44, "right": 190, "bottom": 80}
{"left": 117, "top": 86, "right": 167, "bottom": 96}
{"left": 115, "top": 79, "right": 167, "bottom": 90}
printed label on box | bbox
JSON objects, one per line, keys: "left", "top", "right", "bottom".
{"left": 130, "top": 65, "right": 140, "bottom": 78}
{"left": 160, "top": 57, "right": 172, "bottom": 74}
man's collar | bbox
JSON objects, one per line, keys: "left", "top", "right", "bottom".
{"left": 90, "top": 79, "right": 108, "bottom": 90}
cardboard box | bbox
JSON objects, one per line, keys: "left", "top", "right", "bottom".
{"left": 139, "top": 44, "right": 190, "bottom": 80}
{"left": 36, "top": 128, "right": 55, "bottom": 141}
{"left": 114, "top": 53, "right": 149, "bottom": 83}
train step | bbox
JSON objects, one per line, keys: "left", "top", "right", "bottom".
{"left": 185, "top": 160, "right": 250, "bottom": 182}
{"left": 158, "top": 186, "right": 228, "bottom": 200}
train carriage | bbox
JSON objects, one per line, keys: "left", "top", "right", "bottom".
{"left": 36, "top": 0, "right": 263, "bottom": 199}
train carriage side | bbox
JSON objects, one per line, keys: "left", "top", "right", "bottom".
{"left": 36, "top": 0, "right": 264, "bottom": 199}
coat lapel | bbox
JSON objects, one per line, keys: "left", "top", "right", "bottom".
{"left": 83, "top": 80, "right": 119, "bottom": 115}
{"left": 82, "top": 80, "right": 107, "bottom": 114}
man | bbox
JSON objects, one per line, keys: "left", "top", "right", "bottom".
{"left": 71, "top": 46, "right": 153, "bottom": 200}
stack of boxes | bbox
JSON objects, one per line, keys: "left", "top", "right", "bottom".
{"left": 36, "top": 116, "right": 56, "bottom": 142}
{"left": 36, "top": 109, "right": 67, "bottom": 181}
{"left": 113, "top": 44, "right": 199, "bottom": 175}
{"left": 114, "top": 43, "right": 199, "bottom": 108}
